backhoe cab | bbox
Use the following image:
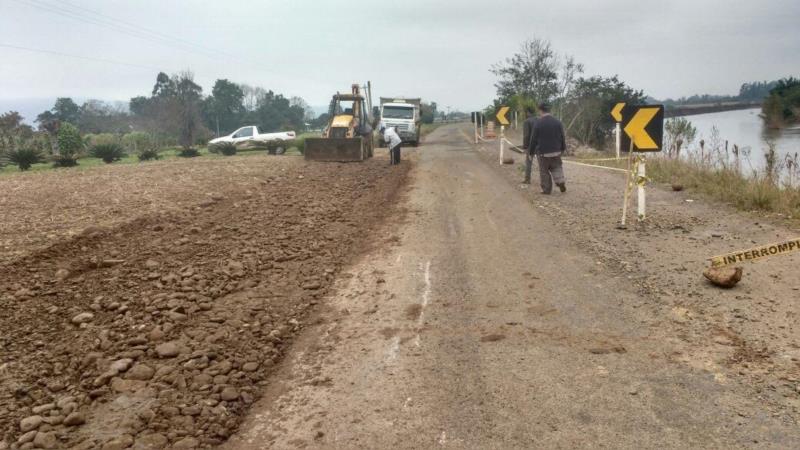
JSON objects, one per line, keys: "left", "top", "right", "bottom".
{"left": 304, "top": 83, "right": 375, "bottom": 162}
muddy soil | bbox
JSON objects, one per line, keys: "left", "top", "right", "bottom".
{"left": 0, "top": 154, "right": 409, "bottom": 449}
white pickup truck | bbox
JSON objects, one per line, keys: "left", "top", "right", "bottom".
{"left": 209, "top": 126, "right": 295, "bottom": 148}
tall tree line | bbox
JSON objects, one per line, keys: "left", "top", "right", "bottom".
{"left": 490, "top": 37, "right": 645, "bottom": 148}
{"left": 29, "top": 71, "right": 311, "bottom": 147}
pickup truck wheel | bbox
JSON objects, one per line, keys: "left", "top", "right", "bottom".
{"left": 275, "top": 147, "right": 285, "bottom": 155}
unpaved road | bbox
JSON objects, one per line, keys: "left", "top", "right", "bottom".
{"left": 226, "top": 124, "right": 800, "bottom": 449}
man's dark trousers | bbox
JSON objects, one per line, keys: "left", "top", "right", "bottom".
{"left": 537, "top": 155, "right": 565, "bottom": 194}
{"left": 390, "top": 144, "right": 401, "bottom": 165}
{"left": 524, "top": 153, "right": 534, "bottom": 184}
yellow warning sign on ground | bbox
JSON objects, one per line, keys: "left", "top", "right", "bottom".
{"left": 709, "top": 237, "right": 800, "bottom": 267}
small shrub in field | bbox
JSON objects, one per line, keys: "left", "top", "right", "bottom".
{"left": 6, "top": 147, "right": 45, "bottom": 170}
{"left": 90, "top": 143, "right": 126, "bottom": 163}
{"left": 137, "top": 148, "right": 161, "bottom": 161}
{"left": 218, "top": 142, "right": 237, "bottom": 156}
{"left": 178, "top": 148, "right": 200, "bottom": 158}
{"left": 55, "top": 122, "right": 83, "bottom": 167}
{"left": 208, "top": 141, "right": 237, "bottom": 155}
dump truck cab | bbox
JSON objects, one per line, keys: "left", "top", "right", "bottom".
{"left": 380, "top": 97, "right": 422, "bottom": 146}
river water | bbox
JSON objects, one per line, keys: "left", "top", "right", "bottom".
{"left": 680, "top": 108, "right": 800, "bottom": 174}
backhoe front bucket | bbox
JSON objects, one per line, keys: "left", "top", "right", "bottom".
{"left": 304, "top": 137, "right": 366, "bottom": 162}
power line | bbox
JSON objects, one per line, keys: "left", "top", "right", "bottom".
{"left": 11, "top": 0, "right": 240, "bottom": 62}
{"left": 54, "top": 0, "right": 238, "bottom": 59}
{"left": 0, "top": 43, "right": 166, "bottom": 71}
{"left": 14, "top": 0, "right": 221, "bottom": 58}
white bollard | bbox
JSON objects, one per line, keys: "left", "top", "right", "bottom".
{"left": 474, "top": 116, "right": 478, "bottom": 144}
{"left": 615, "top": 122, "right": 621, "bottom": 159}
{"left": 637, "top": 156, "right": 646, "bottom": 221}
{"left": 499, "top": 125, "right": 505, "bottom": 164}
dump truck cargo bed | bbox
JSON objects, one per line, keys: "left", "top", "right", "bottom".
{"left": 304, "top": 137, "right": 367, "bottom": 162}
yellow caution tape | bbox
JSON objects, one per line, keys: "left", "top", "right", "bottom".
{"left": 567, "top": 157, "right": 626, "bottom": 162}
{"left": 563, "top": 160, "right": 629, "bottom": 173}
{"left": 709, "top": 237, "right": 800, "bottom": 267}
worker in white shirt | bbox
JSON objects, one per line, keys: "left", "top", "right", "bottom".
{"left": 379, "top": 123, "right": 402, "bottom": 165}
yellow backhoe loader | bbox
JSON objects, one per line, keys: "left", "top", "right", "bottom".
{"left": 304, "top": 82, "right": 375, "bottom": 162}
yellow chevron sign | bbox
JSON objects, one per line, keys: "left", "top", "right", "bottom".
{"left": 617, "top": 104, "right": 664, "bottom": 152}
{"left": 611, "top": 102, "right": 625, "bottom": 122}
{"left": 496, "top": 106, "right": 510, "bottom": 126}
{"left": 624, "top": 107, "right": 660, "bottom": 149}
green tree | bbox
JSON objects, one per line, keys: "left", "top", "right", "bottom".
{"left": 762, "top": 77, "right": 800, "bottom": 128}
{"left": 247, "top": 90, "right": 305, "bottom": 132}
{"left": 491, "top": 38, "right": 560, "bottom": 105}
{"left": 53, "top": 97, "right": 81, "bottom": 124}
{"left": 55, "top": 122, "right": 83, "bottom": 166}
{"left": 562, "top": 75, "right": 646, "bottom": 148}
{"left": 205, "top": 79, "right": 244, "bottom": 136}
{"left": 174, "top": 71, "right": 204, "bottom": 151}
{"left": 0, "top": 111, "right": 34, "bottom": 139}
{"left": 152, "top": 72, "right": 176, "bottom": 98}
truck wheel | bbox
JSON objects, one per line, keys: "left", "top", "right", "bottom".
{"left": 275, "top": 146, "right": 285, "bottom": 155}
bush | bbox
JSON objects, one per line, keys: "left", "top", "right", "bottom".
{"left": 178, "top": 148, "right": 200, "bottom": 158}
{"left": 122, "top": 132, "right": 152, "bottom": 152}
{"left": 6, "top": 146, "right": 45, "bottom": 171}
{"left": 90, "top": 143, "right": 126, "bottom": 164}
{"left": 84, "top": 133, "right": 118, "bottom": 148}
{"left": 55, "top": 122, "right": 83, "bottom": 167}
{"left": 208, "top": 141, "right": 237, "bottom": 156}
{"left": 137, "top": 148, "right": 161, "bottom": 161}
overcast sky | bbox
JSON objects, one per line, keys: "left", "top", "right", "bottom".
{"left": 1, "top": 0, "right": 799, "bottom": 115}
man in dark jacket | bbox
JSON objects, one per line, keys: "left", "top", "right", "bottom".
{"left": 530, "top": 103, "right": 567, "bottom": 194}
{"left": 521, "top": 107, "right": 537, "bottom": 185}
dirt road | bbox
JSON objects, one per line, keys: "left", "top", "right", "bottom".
{"left": 227, "top": 124, "right": 800, "bottom": 449}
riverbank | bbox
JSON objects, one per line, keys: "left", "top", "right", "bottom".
{"left": 665, "top": 101, "right": 762, "bottom": 118}
{"left": 569, "top": 151, "right": 800, "bottom": 228}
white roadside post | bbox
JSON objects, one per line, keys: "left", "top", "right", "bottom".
{"left": 637, "top": 156, "right": 646, "bottom": 221}
{"left": 499, "top": 125, "right": 505, "bottom": 164}
{"left": 615, "top": 122, "right": 621, "bottom": 159}
{"left": 479, "top": 114, "right": 484, "bottom": 139}
{"left": 474, "top": 113, "right": 478, "bottom": 144}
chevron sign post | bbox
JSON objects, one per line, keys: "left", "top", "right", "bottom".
{"left": 612, "top": 104, "right": 664, "bottom": 225}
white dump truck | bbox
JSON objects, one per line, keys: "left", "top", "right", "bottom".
{"left": 380, "top": 97, "right": 422, "bottom": 146}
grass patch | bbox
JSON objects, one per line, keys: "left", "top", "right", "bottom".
{"left": 569, "top": 151, "right": 800, "bottom": 224}
{"left": 647, "top": 158, "right": 800, "bottom": 218}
